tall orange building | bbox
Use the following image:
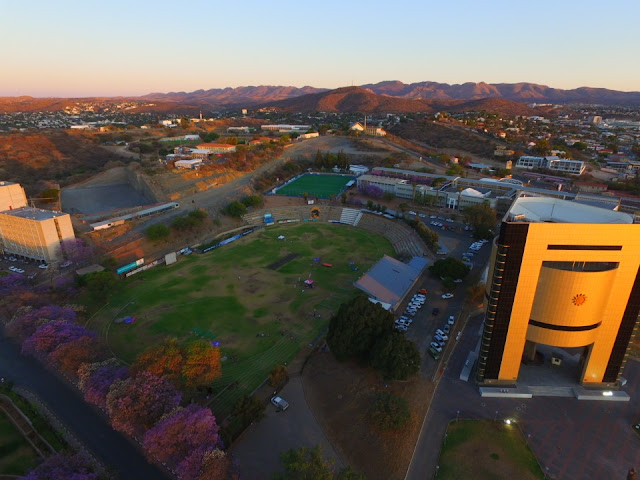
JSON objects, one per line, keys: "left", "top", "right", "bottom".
{"left": 477, "top": 196, "right": 640, "bottom": 388}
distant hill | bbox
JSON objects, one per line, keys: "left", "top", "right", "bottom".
{"left": 3, "top": 80, "right": 640, "bottom": 114}
{"left": 261, "top": 86, "right": 535, "bottom": 115}
{"left": 141, "top": 85, "right": 326, "bottom": 107}
{"left": 361, "top": 80, "right": 640, "bottom": 105}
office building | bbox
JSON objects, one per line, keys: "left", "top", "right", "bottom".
{"left": 477, "top": 196, "right": 640, "bottom": 388}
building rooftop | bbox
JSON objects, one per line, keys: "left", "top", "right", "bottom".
{"left": 0, "top": 206, "right": 68, "bottom": 221}
{"left": 506, "top": 196, "right": 632, "bottom": 224}
{"left": 354, "top": 255, "right": 428, "bottom": 307}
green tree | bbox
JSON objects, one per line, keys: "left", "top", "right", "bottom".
{"left": 341, "top": 192, "right": 347, "bottom": 204}
{"left": 242, "top": 195, "right": 263, "bottom": 207}
{"left": 224, "top": 201, "right": 247, "bottom": 217}
{"left": 368, "top": 392, "right": 410, "bottom": 431}
{"left": 429, "top": 257, "right": 470, "bottom": 282}
{"left": 336, "top": 467, "right": 366, "bottom": 480}
{"left": 533, "top": 138, "right": 550, "bottom": 155}
{"left": 145, "top": 224, "right": 170, "bottom": 241}
{"left": 233, "top": 395, "right": 266, "bottom": 430}
{"left": 86, "top": 271, "right": 117, "bottom": 299}
{"left": 461, "top": 202, "right": 497, "bottom": 240}
{"left": 369, "top": 333, "right": 420, "bottom": 380}
{"left": 273, "top": 445, "right": 334, "bottom": 480}
{"left": 40, "top": 188, "right": 59, "bottom": 203}
{"left": 179, "top": 117, "right": 190, "bottom": 129}
{"left": 327, "top": 296, "right": 394, "bottom": 362}
{"left": 268, "top": 365, "right": 289, "bottom": 390}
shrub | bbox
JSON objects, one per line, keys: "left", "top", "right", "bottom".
{"left": 145, "top": 224, "right": 170, "bottom": 240}
{"left": 368, "top": 392, "right": 410, "bottom": 431}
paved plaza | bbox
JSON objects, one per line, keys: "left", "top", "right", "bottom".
{"left": 408, "top": 314, "right": 640, "bottom": 480}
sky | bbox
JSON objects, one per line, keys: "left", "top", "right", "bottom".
{"left": 1, "top": 0, "right": 639, "bottom": 97}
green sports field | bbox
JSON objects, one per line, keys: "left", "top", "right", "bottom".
{"left": 275, "top": 173, "right": 354, "bottom": 198}
{"left": 90, "top": 223, "right": 393, "bottom": 417}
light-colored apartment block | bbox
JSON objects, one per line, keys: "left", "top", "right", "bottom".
{"left": 0, "top": 181, "right": 28, "bottom": 211}
{"left": 0, "top": 207, "right": 75, "bottom": 262}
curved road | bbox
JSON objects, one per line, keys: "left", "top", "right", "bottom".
{"left": 0, "top": 328, "right": 170, "bottom": 480}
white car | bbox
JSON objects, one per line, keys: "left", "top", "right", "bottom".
{"left": 448, "top": 315, "right": 455, "bottom": 325}
{"left": 454, "top": 279, "right": 463, "bottom": 283}
{"left": 15, "top": 268, "right": 25, "bottom": 274}
{"left": 38, "top": 264, "right": 48, "bottom": 269}
{"left": 430, "top": 342, "right": 443, "bottom": 352}
{"left": 60, "top": 260, "right": 73, "bottom": 268}
{"left": 8, "top": 266, "right": 17, "bottom": 272}
{"left": 408, "top": 211, "right": 417, "bottom": 216}
{"left": 271, "top": 396, "right": 289, "bottom": 411}
{"left": 446, "top": 219, "right": 454, "bottom": 223}
{"left": 418, "top": 213, "right": 426, "bottom": 218}
{"left": 430, "top": 215, "right": 436, "bottom": 219}
{"left": 443, "top": 324, "right": 451, "bottom": 334}
{"left": 435, "top": 329, "right": 448, "bottom": 340}
{"left": 442, "top": 293, "right": 454, "bottom": 299}
{"left": 395, "top": 324, "right": 408, "bottom": 332}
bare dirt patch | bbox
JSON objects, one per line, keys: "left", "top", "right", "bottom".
{"left": 267, "top": 253, "right": 300, "bottom": 270}
{"left": 302, "top": 351, "right": 433, "bottom": 480}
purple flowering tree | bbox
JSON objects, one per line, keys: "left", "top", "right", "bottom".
{"left": 142, "top": 404, "right": 222, "bottom": 479}
{"left": 80, "top": 362, "right": 129, "bottom": 408}
{"left": 58, "top": 238, "right": 95, "bottom": 267}
{"left": 21, "top": 320, "right": 92, "bottom": 357}
{"left": 6, "top": 305, "right": 77, "bottom": 342}
{"left": 106, "top": 371, "right": 181, "bottom": 436}
{"left": 21, "top": 452, "right": 98, "bottom": 480}
{"left": 0, "top": 272, "right": 27, "bottom": 296}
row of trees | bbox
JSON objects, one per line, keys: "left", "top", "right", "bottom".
{"left": 145, "top": 209, "right": 208, "bottom": 241}
{"left": 223, "top": 194, "right": 264, "bottom": 217}
{"left": 314, "top": 149, "right": 350, "bottom": 170}
{"left": 404, "top": 218, "right": 439, "bottom": 252}
{"left": 5, "top": 296, "right": 234, "bottom": 479}
{"left": 327, "top": 296, "right": 420, "bottom": 380}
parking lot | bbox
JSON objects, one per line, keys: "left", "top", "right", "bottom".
{"left": 397, "top": 210, "right": 493, "bottom": 379}
{"left": 0, "top": 255, "right": 74, "bottom": 282}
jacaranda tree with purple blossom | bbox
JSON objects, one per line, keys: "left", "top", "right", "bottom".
{"left": 142, "top": 404, "right": 222, "bottom": 479}
{"left": 358, "top": 184, "right": 384, "bottom": 199}
{"left": 7, "top": 305, "right": 77, "bottom": 342}
{"left": 21, "top": 452, "right": 98, "bottom": 480}
{"left": 21, "top": 320, "right": 92, "bottom": 357}
{"left": 80, "top": 361, "right": 129, "bottom": 408}
{"left": 106, "top": 370, "right": 181, "bottom": 436}
{"left": 58, "top": 238, "right": 95, "bottom": 268}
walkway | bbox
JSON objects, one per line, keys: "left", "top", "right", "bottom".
{"left": 0, "top": 329, "right": 170, "bottom": 480}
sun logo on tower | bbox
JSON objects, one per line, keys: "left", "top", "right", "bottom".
{"left": 572, "top": 294, "right": 587, "bottom": 306}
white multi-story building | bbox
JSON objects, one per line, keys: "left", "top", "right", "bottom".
{"left": 0, "top": 207, "right": 75, "bottom": 262}
{"left": 0, "top": 181, "right": 28, "bottom": 211}
{"left": 515, "top": 156, "right": 585, "bottom": 175}
{"left": 260, "top": 124, "right": 311, "bottom": 132}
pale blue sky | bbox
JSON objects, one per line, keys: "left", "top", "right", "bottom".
{"left": 1, "top": 0, "right": 638, "bottom": 97}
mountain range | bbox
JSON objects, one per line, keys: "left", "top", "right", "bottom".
{"left": 2, "top": 81, "right": 640, "bottom": 115}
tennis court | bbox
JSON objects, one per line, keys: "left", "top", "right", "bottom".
{"left": 275, "top": 173, "right": 354, "bottom": 198}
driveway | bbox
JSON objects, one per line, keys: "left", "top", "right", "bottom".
{"left": 0, "top": 328, "right": 170, "bottom": 480}
{"left": 232, "top": 376, "right": 343, "bottom": 479}
{"left": 406, "top": 314, "right": 640, "bottom": 480}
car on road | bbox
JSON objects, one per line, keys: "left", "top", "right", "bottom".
{"left": 441, "top": 293, "right": 454, "bottom": 299}
{"left": 448, "top": 315, "right": 455, "bottom": 325}
{"left": 430, "top": 342, "right": 443, "bottom": 352}
{"left": 38, "top": 263, "right": 48, "bottom": 269}
{"left": 432, "top": 307, "right": 440, "bottom": 316}
{"left": 271, "top": 396, "right": 289, "bottom": 411}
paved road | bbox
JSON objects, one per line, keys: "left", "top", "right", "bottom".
{"left": 0, "top": 328, "right": 170, "bottom": 480}
{"left": 232, "top": 376, "right": 343, "bottom": 479}
{"left": 406, "top": 314, "right": 640, "bottom": 480}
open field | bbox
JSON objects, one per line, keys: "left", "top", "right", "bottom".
{"left": 437, "top": 419, "right": 544, "bottom": 480}
{"left": 0, "top": 411, "right": 40, "bottom": 476}
{"left": 275, "top": 173, "right": 354, "bottom": 198}
{"left": 91, "top": 223, "right": 393, "bottom": 417}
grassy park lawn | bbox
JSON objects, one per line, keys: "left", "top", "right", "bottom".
{"left": 92, "top": 223, "right": 392, "bottom": 416}
{"left": 437, "top": 419, "right": 544, "bottom": 480}
{"left": 275, "top": 173, "right": 354, "bottom": 198}
{"left": 0, "top": 412, "right": 40, "bottom": 476}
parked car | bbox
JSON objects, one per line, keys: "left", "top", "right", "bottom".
{"left": 271, "top": 396, "right": 289, "bottom": 411}
{"left": 8, "top": 266, "right": 17, "bottom": 272}
{"left": 404, "top": 310, "right": 416, "bottom": 317}
{"left": 16, "top": 268, "right": 25, "bottom": 274}
{"left": 446, "top": 219, "right": 454, "bottom": 223}
{"left": 8, "top": 257, "right": 16, "bottom": 262}
{"left": 430, "top": 342, "right": 443, "bottom": 352}
{"left": 434, "top": 335, "right": 446, "bottom": 345}
{"left": 38, "top": 263, "right": 48, "bottom": 269}
{"left": 432, "top": 307, "right": 440, "bottom": 316}
{"left": 418, "top": 288, "right": 428, "bottom": 294}
{"left": 454, "top": 278, "right": 463, "bottom": 283}
{"left": 60, "top": 260, "right": 73, "bottom": 268}
{"left": 428, "top": 347, "right": 441, "bottom": 359}
{"left": 443, "top": 324, "right": 451, "bottom": 334}
{"left": 435, "top": 330, "right": 448, "bottom": 340}
{"left": 448, "top": 315, "right": 455, "bottom": 325}
{"left": 442, "top": 293, "right": 454, "bottom": 299}
{"left": 395, "top": 324, "right": 408, "bottom": 332}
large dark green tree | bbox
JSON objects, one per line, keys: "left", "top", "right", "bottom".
{"left": 369, "top": 333, "right": 420, "bottom": 380}
{"left": 327, "top": 296, "right": 394, "bottom": 362}
{"left": 461, "top": 202, "right": 497, "bottom": 239}
{"left": 429, "top": 257, "right": 470, "bottom": 282}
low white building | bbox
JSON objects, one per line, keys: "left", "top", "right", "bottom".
{"left": 175, "top": 159, "right": 202, "bottom": 169}
{"left": 515, "top": 156, "right": 585, "bottom": 175}
{"left": 349, "top": 165, "right": 369, "bottom": 176}
{"left": 261, "top": 124, "right": 311, "bottom": 132}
